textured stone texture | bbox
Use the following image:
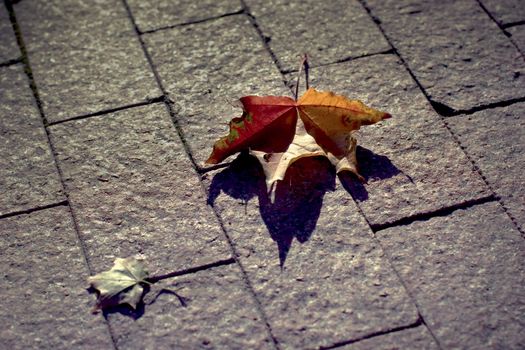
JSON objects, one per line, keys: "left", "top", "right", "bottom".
{"left": 15, "top": 0, "right": 160, "bottom": 122}
{"left": 0, "top": 4, "right": 19, "bottom": 63}
{"left": 508, "top": 25, "right": 525, "bottom": 53}
{"left": 340, "top": 326, "right": 438, "bottom": 350}
{"left": 297, "top": 54, "right": 490, "bottom": 227}
{"left": 49, "top": 104, "right": 231, "bottom": 274}
{"left": 205, "top": 156, "right": 418, "bottom": 350}
{"left": 143, "top": 15, "right": 288, "bottom": 166}
{"left": 245, "top": 0, "right": 390, "bottom": 72}
{"left": 109, "top": 264, "right": 273, "bottom": 349}
{"left": 447, "top": 103, "right": 525, "bottom": 232}
{"left": 128, "top": 0, "right": 242, "bottom": 33}
{"left": 0, "top": 207, "right": 114, "bottom": 349}
{"left": 0, "top": 65, "right": 63, "bottom": 216}
{"left": 480, "top": 0, "right": 525, "bottom": 25}
{"left": 377, "top": 202, "right": 525, "bottom": 349}
{"left": 365, "top": 0, "right": 525, "bottom": 111}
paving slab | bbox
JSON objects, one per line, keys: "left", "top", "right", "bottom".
{"left": 244, "top": 0, "right": 390, "bottom": 72}
{"left": 205, "top": 155, "right": 418, "bottom": 350}
{"left": 0, "top": 65, "right": 63, "bottom": 216}
{"left": 296, "top": 54, "right": 490, "bottom": 228}
{"left": 339, "top": 326, "right": 438, "bottom": 350}
{"left": 447, "top": 103, "right": 525, "bottom": 232}
{"left": 0, "top": 3, "right": 19, "bottom": 63}
{"left": 128, "top": 0, "right": 242, "bottom": 33}
{"left": 0, "top": 206, "right": 114, "bottom": 349}
{"left": 108, "top": 264, "right": 273, "bottom": 349}
{"left": 14, "top": 0, "right": 160, "bottom": 122}
{"left": 49, "top": 104, "right": 231, "bottom": 274}
{"left": 143, "top": 15, "right": 289, "bottom": 166}
{"left": 377, "top": 202, "right": 525, "bottom": 349}
{"left": 508, "top": 25, "right": 525, "bottom": 53}
{"left": 365, "top": 0, "right": 525, "bottom": 112}
{"left": 480, "top": 0, "right": 525, "bottom": 26}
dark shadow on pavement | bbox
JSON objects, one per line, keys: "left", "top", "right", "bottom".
{"left": 339, "top": 146, "right": 401, "bottom": 202}
{"left": 207, "top": 152, "right": 336, "bottom": 268}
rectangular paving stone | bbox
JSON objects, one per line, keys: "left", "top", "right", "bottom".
{"left": 0, "top": 65, "right": 63, "bottom": 216}
{"left": 0, "top": 4, "right": 19, "bottom": 63}
{"left": 49, "top": 104, "right": 231, "bottom": 274}
{"left": 299, "top": 54, "right": 490, "bottom": 227}
{"left": 205, "top": 157, "right": 418, "bottom": 350}
{"left": 365, "top": 0, "right": 525, "bottom": 112}
{"left": 143, "top": 15, "right": 289, "bottom": 166}
{"left": 15, "top": 0, "right": 161, "bottom": 122}
{"left": 245, "top": 0, "right": 390, "bottom": 72}
{"left": 480, "top": 0, "right": 525, "bottom": 25}
{"left": 340, "top": 326, "right": 438, "bottom": 350}
{"left": 447, "top": 103, "right": 525, "bottom": 232}
{"left": 128, "top": 0, "right": 242, "bottom": 33}
{"left": 0, "top": 206, "right": 114, "bottom": 349}
{"left": 108, "top": 264, "right": 273, "bottom": 349}
{"left": 377, "top": 202, "right": 525, "bottom": 349}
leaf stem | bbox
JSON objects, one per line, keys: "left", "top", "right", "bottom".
{"left": 294, "top": 53, "right": 309, "bottom": 101}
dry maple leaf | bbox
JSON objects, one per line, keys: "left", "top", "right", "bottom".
{"left": 88, "top": 257, "right": 150, "bottom": 313}
{"left": 206, "top": 87, "right": 391, "bottom": 197}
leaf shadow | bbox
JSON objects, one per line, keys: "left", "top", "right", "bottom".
{"left": 207, "top": 152, "right": 336, "bottom": 268}
{"left": 339, "top": 146, "right": 401, "bottom": 201}
{"left": 89, "top": 284, "right": 187, "bottom": 320}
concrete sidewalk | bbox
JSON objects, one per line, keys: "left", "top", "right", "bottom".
{"left": 1, "top": 0, "right": 524, "bottom": 349}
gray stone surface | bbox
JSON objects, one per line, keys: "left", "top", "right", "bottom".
{"left": 15, "top": 0, "right": 160, "bottom": 122}
{"left": 300, "top": 54, "right": 490, "bottom": 227}
{"left": 0, "top": 65, "right": 63, "bottom": 216}
{"left": 49, "top": 104, "right": 231, "bottom": 274}
{"left": 340, "top": 326, "right": 438, "bottom": 350}
{"left": 447, "top": 103, "right": 525, "bottom": 232}
{"left": 143, "top": 15, "right": 289, "bottom": 166}
{"left": 365, "top": 0, "right": 525, "bottom": 111}
{"left": 377, "top": 202, "right": 525, "bottom": 349}
{"left": 108, "top": 264, "right": 273, "bottom": 349}
{"left": 128, "top": 0, "right": 242, "bottom": 33}
{"left": 245, "top": 0, "right": 390, "bottom": 72}
{"left": 0, "top": 207, "right": 114, "bottom": 349}
{"left": 508, "top": 25, "right": 525, "bottom": 53}
{"left": 0, "top": 4, "right": 19, "bottom": 63}
{"left": 205, "top": 158, "right": 418, "bottom": 350}
{"left": 480, "top": 0, "right": 525, "bottom": 25}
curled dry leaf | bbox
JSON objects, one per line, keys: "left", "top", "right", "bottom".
{"left": 206, "top": 88, "right": 391, "bottom": 198}
{"left": 88, "top": 257, "right": 149, "bottom": 313}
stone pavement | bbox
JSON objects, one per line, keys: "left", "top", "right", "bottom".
{"left": 1, "top": 0, "right": 524, "bottom": 349}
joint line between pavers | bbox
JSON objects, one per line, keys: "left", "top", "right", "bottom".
{"left": 4, "top": 1, "right": 119, "bottom": 348}
{"left": 147, "top": 257, "right": 235, "bottom": 283}
{"left": 319, "top": 318, "right": 423, "bottom": 350}
{"left": 502, "top": 20, "right": 525, "bottom": 29}
{"left": 371, "top": 194, "right": 498, "bottom": 233}
{"left": 0, "top": 200, "right": 68, "bottom": 220}
{"left": 282, "top": 48, "right": 395, "bottom": 74}
{"left": 46, "top": 95, "right": 165, "bottom": 126}
{"left": 121, "top": 1, "right": 281, "bottom": 348}
{"left": 475, "top": 0, "right": 525, "bottom": 59}
{"left": 140, "top": 9, "right": 245, "bottom": 35}
{"left": 0, "top": 56, "right": 22, "bottom": 67}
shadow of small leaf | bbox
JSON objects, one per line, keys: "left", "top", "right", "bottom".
{"left": 144, "top": 288, "right": 188, "bottom": 308}
{"left": 207, "top": 154, "right": 335, "bottom": 268}
{"left": 339, "top": 146, "right": 401, "bottom": 202}
{"left": 87, "top": 283, "right": 150, "bottom": 320}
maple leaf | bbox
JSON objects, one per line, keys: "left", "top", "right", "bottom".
{"left": 206, "top": 88, "right": 391, "bottom": 195}
{"left": 88, "top": 257, "right": 150, "bottom": 312}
